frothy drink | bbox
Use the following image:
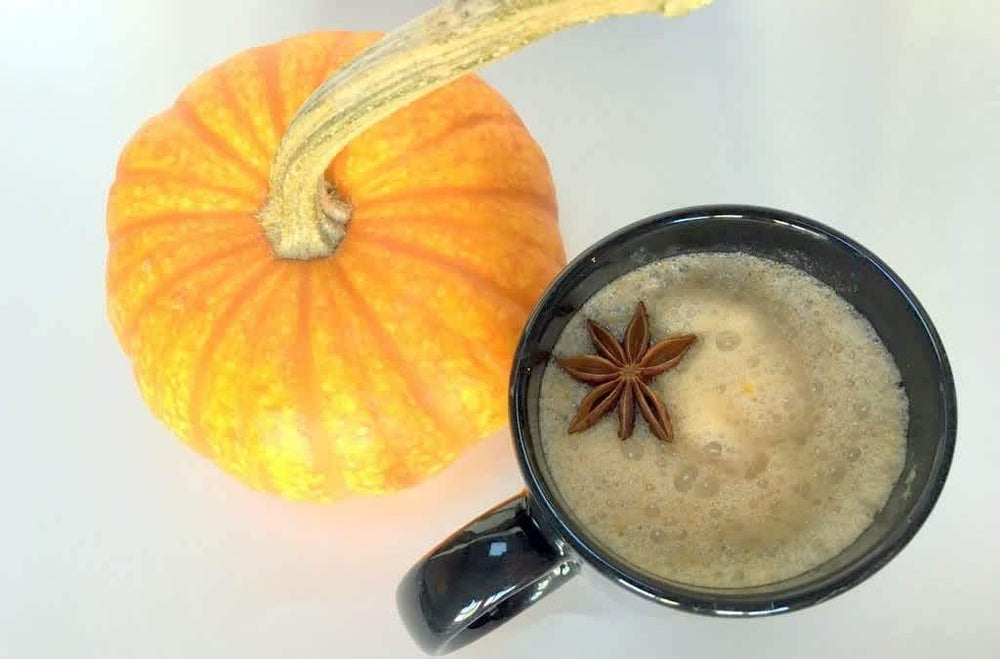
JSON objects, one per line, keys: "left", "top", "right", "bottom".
{"left": 539, "top": 253, "right": 908, "bottom": 588}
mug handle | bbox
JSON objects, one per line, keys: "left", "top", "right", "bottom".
{"left": 396, "top": 492, "right": 581, "bottom": 655}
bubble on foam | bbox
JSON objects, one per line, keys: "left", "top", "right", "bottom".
{"left": 847, "top": 447, "right": 862, "bottom": 463}
{"left": 658, "top": 439, "right": 680, "bottom": 455}
{"left": 827, "top": 463, "right": 847, "bottom": 483}
{"left": 674, "top": 465, "right": 699, "bottom": 492}
{"left": 715, "top": 330, "right": 742, "bottom": 351}
{"left": 621, "top": 440, "right": 644, "bottom": 461}
{"left": 703, "top": 440, "right": 723, "bottom": 458}
{"left": 644, "top": 503, "right": 660, "bottom": 518}
{"left": 696, "top": 475, "right": 721, "bottom": 498}
{"left": 812, "top": 462, "right": 833, "bottom": 480}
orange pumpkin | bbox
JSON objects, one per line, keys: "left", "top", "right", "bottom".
{"left": 107, "top": 31, "right": 565, "bottom": 501}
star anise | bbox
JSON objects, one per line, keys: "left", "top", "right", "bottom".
{"left": 556, "top": 301, "right": 696, "bottom": 442}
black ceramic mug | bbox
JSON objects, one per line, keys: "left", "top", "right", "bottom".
{"left": 397, "top": 205, "right": 956, "bottom": 655}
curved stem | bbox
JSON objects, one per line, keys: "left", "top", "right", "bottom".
{"left": 258, "top": 0, "right": 712, "bottom": 260}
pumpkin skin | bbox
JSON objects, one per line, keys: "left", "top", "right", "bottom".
{"left": 106, "top": 31, "right": 565, "bottom": 501}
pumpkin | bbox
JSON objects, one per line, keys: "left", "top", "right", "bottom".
{"left": 106, "top": 0, "right": 710, "bottom": 502}
{"left": 107, "top": 31, "right": 565, "bottom": 501}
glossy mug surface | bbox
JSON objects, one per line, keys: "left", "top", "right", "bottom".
{"left": 397, "top": 205, "right": 956, "bottom": 655}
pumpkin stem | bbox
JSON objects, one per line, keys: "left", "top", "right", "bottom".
{"left": 258, "top": 0, "right": 712, "bottom": 260}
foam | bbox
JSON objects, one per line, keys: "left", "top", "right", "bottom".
{"left": 539, "top": 252, "right": 908, "bottom": 588}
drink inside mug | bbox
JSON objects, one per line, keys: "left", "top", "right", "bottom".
{"left": 540, "top": 252, "right": 908, "bottom": 588}
{"left": 398, "top": 205, "right": 955, "bottom": 655}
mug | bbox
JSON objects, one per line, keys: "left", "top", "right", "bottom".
{"left": 396, "top": 205, "right": 957, "bottom": 655}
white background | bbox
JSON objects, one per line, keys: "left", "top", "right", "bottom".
{"left": 3, "top": 1, "right": 998, "bottom": 657}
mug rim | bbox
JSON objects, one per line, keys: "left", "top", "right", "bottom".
{"left": 509, "top": 204, "right": 957, "bottom": 616}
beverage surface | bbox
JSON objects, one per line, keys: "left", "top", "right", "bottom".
{"left": 539, "top": 252, "right": 908, "bottom": 588}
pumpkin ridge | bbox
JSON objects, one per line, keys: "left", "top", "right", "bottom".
{"left": 354, "top": 186, "right": 557, "bottom": 217}
{"left": 173, "top": 97, "right": 270, "bottom": 185}
{"left": 133, "top": 248, "right": 271, "bottom": 439}
{"left": 114, "top": 169, "right": 264, "bottom": 206}
{"left": 355, "top": 256, "right": 510, "bottom": 382}
{"left": 356, "top": 234, "right": 534, "bottom": 313}
{"left": 292, "top": 265, "right": 338, "bottom": 499}
{"left": 119, "top": 237, "right": 263, "bottom": 342}
{"left": 330, "top": 260, "right": 465, "bottom": 448}
{"left": 351, "top": 211, "right": 559, "bottom": 255}
{"left": 216, "top": 62, "right": 274, "bottom": 164}
{"left": 254, "top": 46, "right": 289, "bottom": 149}
{"left": 232, "top": 264, "right": 293, "bottom": 491}
{"left": 107, "top": 223, "right": 260, "bottom": 294}
{"left": 350, "top": 219, "right": 564, "bottom": 273}
{"left": 314, "top": 262, "right": 402, "bottom": 493}
{"left": 107, "top": 210, "right": 255, "bottom": 244}
{"left": 352, "top": 112, "right": 523, "bottom": 195}
{"left": 188, "top": 262, "right": 282, "bottom": 456}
